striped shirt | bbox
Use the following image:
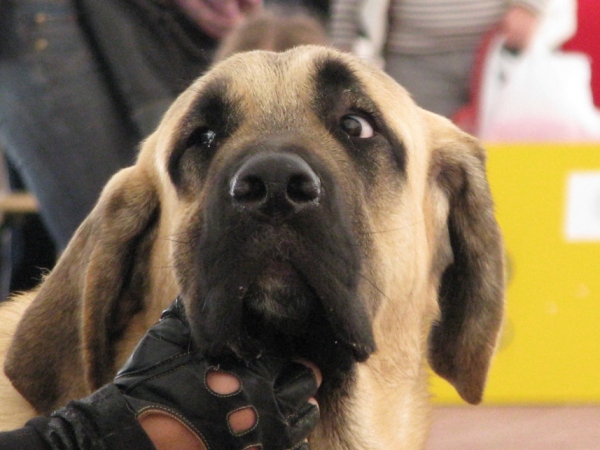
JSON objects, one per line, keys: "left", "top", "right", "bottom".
{"left": 330, "top": 0, "right": 551, "bottom": 55}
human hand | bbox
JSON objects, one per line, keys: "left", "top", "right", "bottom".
{"left": 114, "top": 298, "right": 321, "bottom": 450}
{"left": 501, "top": 4, "right": 541, "bottom": 51}
{"left": 173, "top": 0, "right": 263, "bottom": 39}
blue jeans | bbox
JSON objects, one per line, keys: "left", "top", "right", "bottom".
{"left": 0, "top": 0, "right": 138, "bottom": 250}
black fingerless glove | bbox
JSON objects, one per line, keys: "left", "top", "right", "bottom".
{"left": 114, "top": 298, "right": 320, "bottom": 450}
{"left": 9, "top": 298, "right": 320, "bottom": 450}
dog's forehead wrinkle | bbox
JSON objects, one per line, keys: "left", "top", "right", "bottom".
{"left": 311, "top": 55, "right": 382, "bottom": 112}
{"left": 186, "top": 78, "right": 241, "bottom": 131}
{"left": 204, "top": 52, "right": 363, "bottom": 138}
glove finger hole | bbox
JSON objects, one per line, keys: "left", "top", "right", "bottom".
{"left": 206, "top": 367, "right": 242, "bottom": 396}
{"left": 138, "top": 410, "right": 209, "bottom": 450}
{"left": 227, "top": 406, "right": 258, "bottom": 435}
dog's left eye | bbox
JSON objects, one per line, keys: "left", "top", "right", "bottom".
{"left": 340, "top": 115, "right": 374, "bottom": 138}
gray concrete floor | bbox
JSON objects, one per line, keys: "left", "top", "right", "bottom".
{"left": 425, "top": 406, "right": 600, "bottom": 449}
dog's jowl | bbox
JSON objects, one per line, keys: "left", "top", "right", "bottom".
{"left": 0, "top": 46, "right": 504, "bottom": 449}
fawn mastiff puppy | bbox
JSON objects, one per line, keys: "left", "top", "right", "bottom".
{"left": 0, "top": 46, "right": 504, "bottom": 448}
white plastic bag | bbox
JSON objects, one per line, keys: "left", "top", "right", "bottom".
{"left": 477, "top": 36, "right": 600, "bottom": 142}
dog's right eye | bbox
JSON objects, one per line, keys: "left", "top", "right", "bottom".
{"left": 186, "top": 128, "right": 218, "bottom": 150}
{"left": 339, "top": 115, "right": 375, "bottom": 139}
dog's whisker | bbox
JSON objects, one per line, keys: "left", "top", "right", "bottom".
{"left": 152, "top": 264, "right": 177, "bottom": 270}
{"left": 158, "top": 234, "right": 191, "bottom": 244}
{"left": 360, "top": 220, "right": 425, "bottom": 236}
{"left": 358, "top": 272, "right": 392, "bottom": 305}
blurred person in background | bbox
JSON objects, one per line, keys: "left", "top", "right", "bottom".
{"left": 0, "top": 0, "right": 263, "bottom": 254}
{"left": 329, "top": 0, "right": 551, "bottom": 118}
{"left": 271, "top": 0, "right": 330, "bottom": 19}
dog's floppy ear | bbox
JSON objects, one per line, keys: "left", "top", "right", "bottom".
{"left": 4, "top": 163, "right": 160, "bottom": 414}
{"left": 425, "top": 115, "right": 505, "bottom": 405}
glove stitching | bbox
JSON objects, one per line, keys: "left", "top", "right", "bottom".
{"left": 226, "top": 405, "right": 259, "bottom": 436}
{"left": 137, "top": 405, "right": 211, "bottom": 450}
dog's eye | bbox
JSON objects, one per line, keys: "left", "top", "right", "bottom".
{"left": 340, "top": 115, "right": 374, "bottom": 138}
{"left": 187, "top": 128, "right": 218, "bottom": 150}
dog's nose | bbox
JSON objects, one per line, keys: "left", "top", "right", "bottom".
{"left": 230, "top": 153, "right": 321, "bottom": 218}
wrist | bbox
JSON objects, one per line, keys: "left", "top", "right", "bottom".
{"left": 51, "top": 384, "right": 156, "bottom": 450}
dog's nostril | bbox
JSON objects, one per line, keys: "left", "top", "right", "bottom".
{"left": 230, "top": 152, "right": 321, "bottom": 218}
{"left": 231, "top": 175, "right": 267, "bottom": 203}
{"left": 287, "top": 174, "right": 320, "bottom": 204}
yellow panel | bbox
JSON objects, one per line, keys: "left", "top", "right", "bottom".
{"left": 431, "top": 144, "right": 600, "bottom": 404}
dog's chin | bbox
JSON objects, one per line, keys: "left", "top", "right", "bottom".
{"left": 243, "top": 261, "right": 316, "bottom": 335}
{"left": 186, "top": 243, "right": 375, "bottom": 390}
{"left": 234, "top": 262, "right": 360, "bottom": 385}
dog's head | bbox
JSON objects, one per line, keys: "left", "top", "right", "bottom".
{"left": 5, "top": 46, "right": 503, "bottom": 414}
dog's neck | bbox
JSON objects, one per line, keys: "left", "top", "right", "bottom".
{"left": 310, "top": 356, "right": 432, "bottom": 450}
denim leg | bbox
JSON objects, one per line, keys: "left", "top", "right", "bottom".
{"left": 0, "top": 0, "right": 139, "bottom": 250}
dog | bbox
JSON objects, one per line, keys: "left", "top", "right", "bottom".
{"left": 0, "top": 46, "right": 504, "bottom": 448}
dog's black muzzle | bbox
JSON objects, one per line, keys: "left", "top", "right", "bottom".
{"left": 183, "top": 139, "right": 376, "bottom": 383}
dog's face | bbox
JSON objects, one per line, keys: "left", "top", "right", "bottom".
{"left": 164, "top": 52, "right": 405, "bottom": 383}
{"left": 5, "top": 47, "right": 504, "bottom": 423}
